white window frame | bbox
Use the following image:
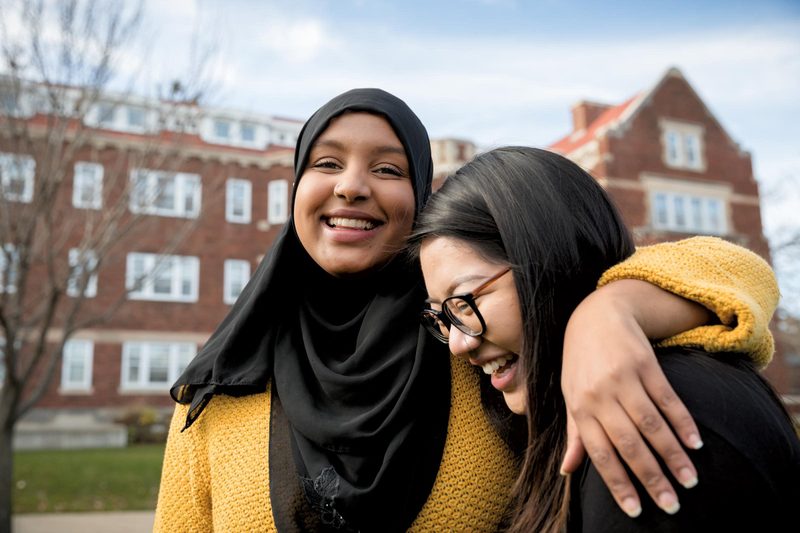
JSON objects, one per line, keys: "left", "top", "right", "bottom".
{"left": 72, "top": 162, "right": 104, "bottom": 209}
{"left": 126, "top": 252, "right": 200, "bottom": 302}
{"left": 224, "top": 259, "right": 251, "bottom": 305}
{"left": 120, "top": 341, "right": 195, "bottom": 392}
{"left": 67, "top": 248, "right": 98, "bottom": 298}
{"left": 226, "top": 178, "right": 252, "bottom": 224}
{"left": 0, "top": 152, "right": 35, "bottom": 203}
{"left": 267, "top": 179, "right": 289, "bottom": 224}
{"left": 643, "top": 175, "right": 729, "bottom": 236}
{"left": 129, "top": 169, "right": 202, "bottom": 218}
{"left": 60, "top": 339, "right": 94, "bottom": 392}
{"left": 0, "top": 243, "right": 19, "bottom": 293}
{"left": 660, "top": 119, "right": 705, "bottom": 171}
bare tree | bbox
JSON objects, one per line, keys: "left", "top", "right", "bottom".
{"left": 0, "top": 1, "right": 216, "bottom": 529}
{"left": 763, "top": 173, "right": 800, "bottom": 319}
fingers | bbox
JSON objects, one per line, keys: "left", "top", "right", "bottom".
{"left": 572, "top": 413, "right": 644, "bottom": 518}
{"left": 641, "top": 367, "right": 704, "bottom": 452}
{"left": 560, "top": 413, "right": 586, "bottom": 475}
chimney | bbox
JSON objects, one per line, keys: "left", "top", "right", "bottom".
{"left": 571, "top": 100, "right": 612, "bottom": 132}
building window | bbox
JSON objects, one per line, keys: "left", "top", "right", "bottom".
{"left": 241, "top": 123, "right": 256, "bottom": 143}
{"left": 650, "top": 191, "right": 726, "bottom": 235}
{"left": 214, "top": 119, "right": 231, "bottom": 139}
{"left": 72, "top": 162, "right": 103, "bottom": 209}
{"left": 0, "top": 152, "right": 35, "bottom": 203}
{"left": 67, "top": 248, "right": 98, "bottom": 298}
{"left": 0, "top": 244, "right": 19, "bottom": 293}
{"left": 127, "top": 106, "right": 146, "bottom": 129}
{"left": 60, "top": 339, "right": 93, "bottom": 392}
{"left": 120, "top": 341, "right": 195, "bottom": 392}
{"left": 661, "top": 120, "right": 704, "bottom": 171}
{"left": 226, "top": 178, "right": 252, "bottom": 224}
{"left": 126, "top": 252, "right": 199, "bottom": 302}
{"left": 268, "top": 180, "right": 289, "bottom": 224}
{"left": 224, "top": 259, "right": 250, "bottom": 305}
{"left": 129, "top": 169, "right": 201, "bottom": 218}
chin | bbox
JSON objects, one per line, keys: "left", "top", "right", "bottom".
{"left": 503, "top": 392, "right": 526, "bottom": 415}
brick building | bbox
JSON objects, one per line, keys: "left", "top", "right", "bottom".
{"left": 549, "top": 67, "right": 796, "bottom": 408}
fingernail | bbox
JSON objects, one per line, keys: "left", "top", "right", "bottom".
{"left": 687, "top": 433, "right": 704, "bottom": 450}
{"left": 622, "top": 497, "right": 642, "bottom": 518}
{"left": 679, "top": 467, "right": 698, "bottom": 489}
{"left": 658, "top": 492, "right": 680, "bottom": 515}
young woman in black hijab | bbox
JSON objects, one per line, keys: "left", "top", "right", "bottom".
{"left": 154, "top": 89, "right": 775, "bottom": 532}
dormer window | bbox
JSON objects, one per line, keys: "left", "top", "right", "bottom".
{"left": 127, "top": 106, "right": 146, "bottom": 129}
{"left": 214, "top": 119, "right": 231, "bottom": 139}
{"left": 241, "top": 123, "right": 256, "bottom": 143}
{"left": 660, "top": 119, "right": 705, "bottom": 171}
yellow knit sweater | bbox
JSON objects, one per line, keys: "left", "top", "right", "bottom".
{"left": 599, "top": 236, "right": 778, "bottom": 368}
{"left": 154, "top": 236, "right": 777, "bottom": 532}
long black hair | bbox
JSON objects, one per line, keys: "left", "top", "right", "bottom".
{"left": 409, "top": 146, "right": 636, "bottom": 532}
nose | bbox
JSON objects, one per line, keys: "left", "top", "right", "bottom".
{"left": 334, "top": 167, "right": 370, "bottom": 202}
{"left": 448, "top": 327, "right": 481, "bottom": 359}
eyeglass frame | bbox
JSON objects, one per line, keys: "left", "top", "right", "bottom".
{"left": 421, "top": 267, "right": 512, "bottom": 343}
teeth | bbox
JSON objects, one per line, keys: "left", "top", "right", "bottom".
{"left": 328, "top": 217, "right": 376, "bottom": 230}
{"left": 482, "top": 356, "right": 510, "bottom": 375}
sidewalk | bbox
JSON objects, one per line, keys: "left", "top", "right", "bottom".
{"left": 13, "top": 511, "right": 154, "bottom": 533}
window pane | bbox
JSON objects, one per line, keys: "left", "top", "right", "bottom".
{"left": 148, "top": 345, "right": 170, "bottom": 383}
{"left": 214, "top": 120, "right": 230, "bottom": 138}
{"left": 154, "top": 174, "right": 176, "bottom": 210}
{"left": 690, "top": 197, "right": 703, "bottom": 230}
{"left": 654, "top": 193, "right": 668, "bottom": 226}
{"left": 673, "top": 196, "right": 686, "bottom": 227}
{"left": 241, "top": 123, "right": 256, "bottom": 142}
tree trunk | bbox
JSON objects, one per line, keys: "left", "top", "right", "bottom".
{"left": 0, "top": 416, "right": 14, "bottom": 533}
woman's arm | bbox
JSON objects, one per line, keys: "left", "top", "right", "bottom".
{"left": 560, "top": 236, "right": 779, "bottom": 517}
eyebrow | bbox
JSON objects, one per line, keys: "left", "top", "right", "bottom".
{"left": 312, "top": 138, "right": 407, "bottom": 157}
{"left": 424, "top": 274, "right": 489, "bottom": 304}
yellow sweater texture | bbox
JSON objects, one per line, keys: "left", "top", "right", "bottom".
{"left": 599, "top": 236, "right": 778, "bottom": 368}
{"left": 154, "top": 236, "right": 777, "bottom": 532}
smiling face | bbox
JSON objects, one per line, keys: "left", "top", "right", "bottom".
{"left": 420, "top": 236, "right": 527, "bottom": 414}
{"left": 293, "top": 112, "right": 416, "bottom": 277}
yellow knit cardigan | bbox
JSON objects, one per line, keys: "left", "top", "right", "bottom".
{"left": 154, "top": 236, "right": 778, "bottom": 532}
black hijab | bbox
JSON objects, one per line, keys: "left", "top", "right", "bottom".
{"left": 171, "top": 89, "right": 451, "bottom": 532}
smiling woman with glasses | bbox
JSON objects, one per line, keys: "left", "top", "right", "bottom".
{"left": 422, "top": 267, "right": 511, "bottom": 341}
{"left": 409, "top": 146, "right": 798, "bottom": 533}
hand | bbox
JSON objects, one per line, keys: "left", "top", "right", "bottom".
{"left": 561, "top": 280, "right": 706, "bottom": 517}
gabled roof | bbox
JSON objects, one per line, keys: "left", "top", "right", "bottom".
{"left": 548, "top": 67, "right": 744, "bottom": 156}
{"left": 549, "top": 94, "right": 641, "bottom": 154}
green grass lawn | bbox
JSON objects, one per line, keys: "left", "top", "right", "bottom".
{"left": 13, "top": 444, "right": 165, "bottom": 513}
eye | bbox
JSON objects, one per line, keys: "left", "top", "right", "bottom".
{"left": 310, "top": 158, "right": 341, "bottom": 171}
{"left": 373, "top": 164, "right": 406, "bottom": 178}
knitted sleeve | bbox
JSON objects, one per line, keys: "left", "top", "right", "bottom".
{"left": 598, "top": 236, "right": 779, "bottom": 369}
{"left": 153, "top": 404, "right": 213, "bottom": 532}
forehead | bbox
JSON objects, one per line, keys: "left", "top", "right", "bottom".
{"left": 315, "top": 112, "right": 403, "bottom": 147}
{"left": 420, "top": 237, "right": 497, "bottom": 297}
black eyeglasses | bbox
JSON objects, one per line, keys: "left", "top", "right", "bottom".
{"left": 421, "top": 268, "right": 511, "bottom": 343}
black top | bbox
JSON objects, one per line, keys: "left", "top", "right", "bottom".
{"left": 170, "top": 88, "right": 451, "bottom": 532}
{"left": 569, "top": 347, "right": 800, "bottom": 532}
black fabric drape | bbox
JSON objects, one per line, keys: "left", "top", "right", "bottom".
{"left": 170, "top": 89, "right": 451, "bottom": 532}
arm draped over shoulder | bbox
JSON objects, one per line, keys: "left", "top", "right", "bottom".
{"left": 599, "top": 236, "right": 779, "bottom": 368}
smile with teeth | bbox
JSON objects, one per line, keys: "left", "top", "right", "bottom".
{"left": 481, "top": 355, "right": 516, "bottom": 375}
{"left": 326, "top": 216, "right": 379, "bottom": 230}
